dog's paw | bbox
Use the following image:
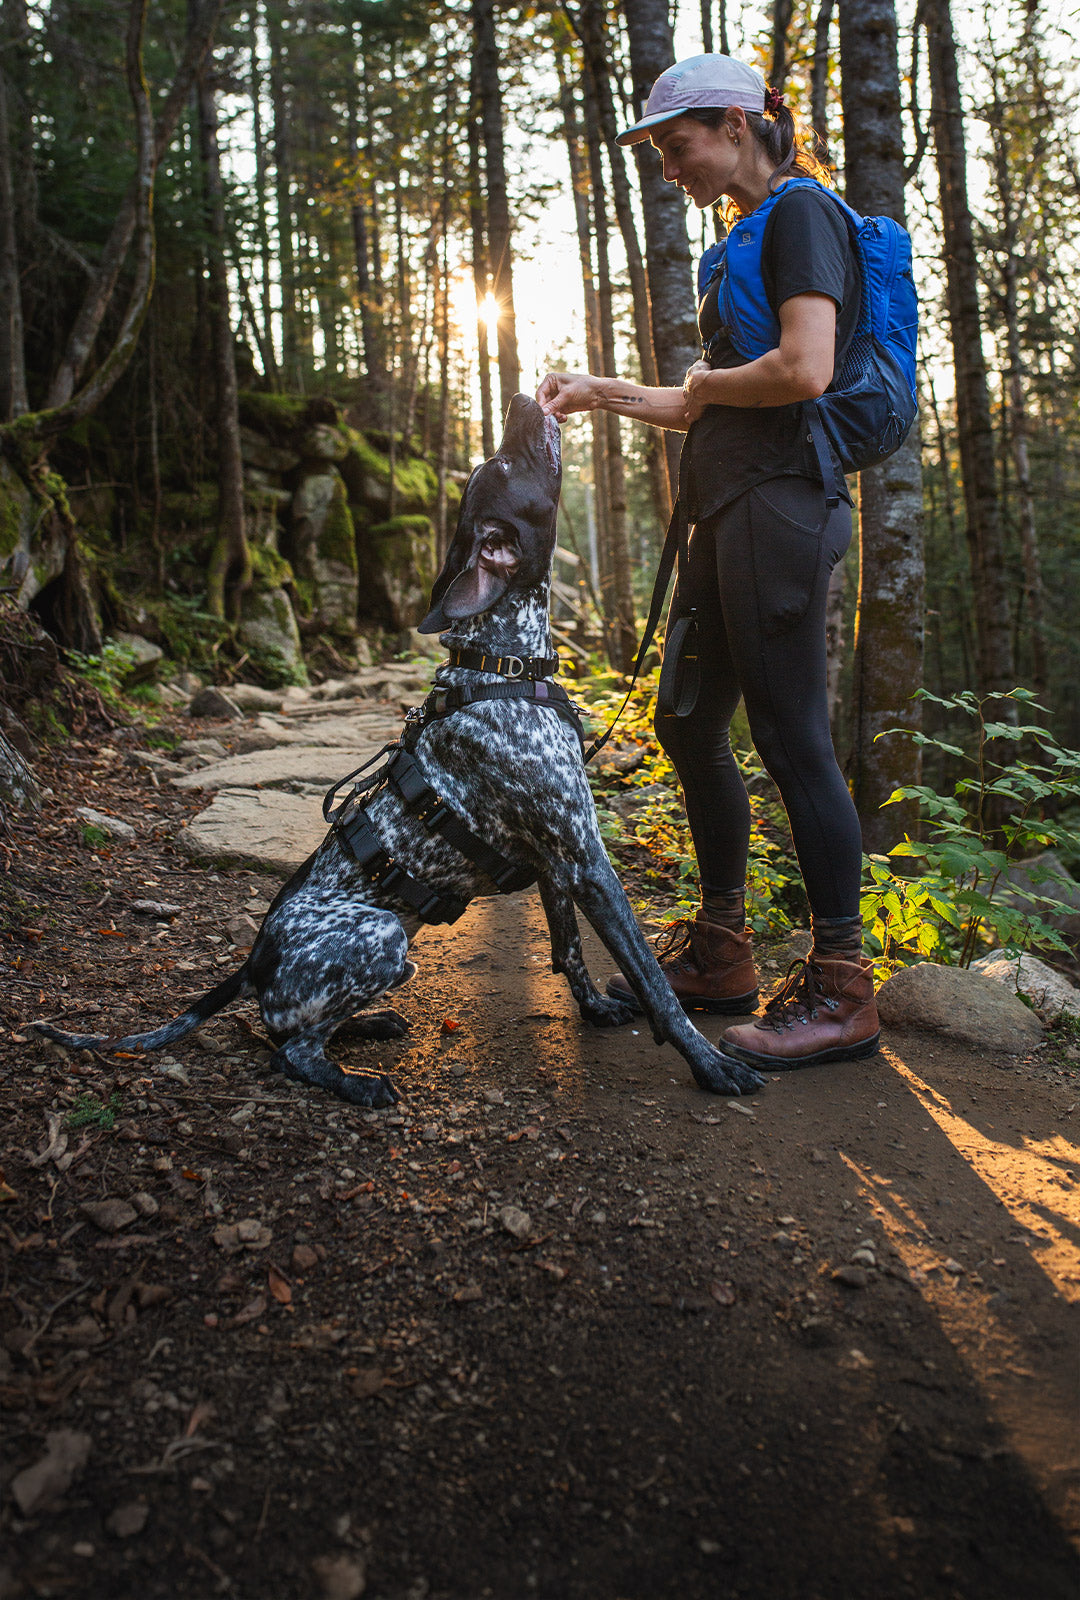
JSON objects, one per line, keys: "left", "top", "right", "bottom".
{"left": 686, "top": 1040, "right": 765, "bottom": 1097}
{"left": 335, "top": 1069, "right": 401, "bottom": 1109}
{"left": 579, "top": 994, "right": 637, "bottom": 1028}
{"left": 336, "top": 1009, "right": 411, "bottom": 1043}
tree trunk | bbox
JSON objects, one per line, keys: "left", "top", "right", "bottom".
{"left": 810, "top": 0, "right": 834, "bottom": 151}
{"left": 925, "top": 0, "right": 1015, "bottom": 698}
{"left": 347, "top": 24, "right": 384, "bottom": 391}
{"left": 467, "top": 55, "right": 495, "bottom": 459}
{"left": 837, "top": 0, "right": 925, "bottom": 854}
{"left": 620, "top": 0, "right": 698, "bottom": 495}
{"left": 473, "top": 0, "right": 520, "bottom": 417}
{"left": 574, "top": 0, "right": 669, "bottom": 520}
{"left": 43, "top": 0, "right": 221, "bottom": 411}
{"left": 196, "top": 51, "right": 250, "bottom": 622}
{"left": 0, "top": 66, "right": 28, "bottom": 420}
{"left": 770, "top": 0, "right": 795, "bottom": 94}
{"left": 582, "top": 61, "right": 636, "bottom": 672}
{"left": 267, "top": 0, "right": 300, "bottom": 387}
{"left": 249, "top": 3, "right": 279, "bottom": 388}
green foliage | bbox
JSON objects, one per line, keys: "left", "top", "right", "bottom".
{"left": 80, "top": 824, "right": 111, "bottom": 849}
{"left": 572, "top": 663, "right": 802, "bottom": 936}
{"left": 65, "top": 640, "right": 140, "bottom": 703}
{"left": 862, "top": 688, "right": 1080, "bottom": 973}
{"left": 64, "top": 1092, "right": 123, "bottom": 1132}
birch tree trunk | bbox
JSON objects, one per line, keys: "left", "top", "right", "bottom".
{"left": 837, "top": 0, "right": 925, "bottom": 854}
{"left": 925, "top": 0, "right": 1015, "bottom": 698}
{"left": 472, "top": 0, "right": 520, "bottom": 417}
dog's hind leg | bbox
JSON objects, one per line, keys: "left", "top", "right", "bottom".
{"left": 271, "top": 1027, "right": 401, "bottom": 1108}
{"left": 537, "top": 872, "right": 636, "bottom": 1028}
{"left": 260, "top": 908, "right": 410, "bottom": 1106}
{"left": 563, "top": 847, "right": 765, "bottom": 1097}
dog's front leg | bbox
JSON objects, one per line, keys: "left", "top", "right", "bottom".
{"left": 537, "top": 871, "right": 636, "bottom": 1027}
{"left": 566, "top": 846, "right": 765, "bottom": 1097}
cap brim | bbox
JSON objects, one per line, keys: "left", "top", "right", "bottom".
{"left": 615, "top": 109, "right": 690, "bottom": 147}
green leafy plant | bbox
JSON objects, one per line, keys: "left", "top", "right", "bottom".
{"left": 65, "top": 640, "right": 140, "bottom": 701}
{"left": 79, "top": 823, "right": 111, "bottom": 849}
{"left": 862, "top": 688, "right": 1080, "bottom": 971}
{"left": 64, "top": 1092, "right": 123, "bottom": 1131}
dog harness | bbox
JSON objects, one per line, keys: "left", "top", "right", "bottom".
{"left": 323, "top": 654, "right": 586, "bottom": 925}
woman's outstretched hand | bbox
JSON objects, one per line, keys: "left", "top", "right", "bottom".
{"left": 536, "top": 371, "right": 605, "bottom": 422}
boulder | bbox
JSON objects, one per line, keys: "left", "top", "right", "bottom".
{"left": 110, "top": 632, "right": 163, "bottom": 684}
{"left": 1, "top": 455, "right": 67, "bottom": 609}
{"left": 189, "top": 685, "right": 243, "bottom": 721}
{"left": 176, "top": 788, "right": 326, "bottom": 873}
{"left": 300, "top": 423, "right": 350, "bottom": 463}
{"left": 225, "top": 682, "right": 288, "bottom": 713}
{"left": 970, "top": 952, "right": 1080, "bottom": 1023}
{"left": 238, "top": 584, "right": 305, "bottom": 681}
{"left": 290, "top": 468, "right": 359, "bottom": 629}
{"left": 239, "top": 425, "right": 300, "bottom": 475}
{"left": 356, "top": 515, "right": 437, "bottom": 630}
{"left": 877, "top": 961, "right": 1044, "bottom": 1052}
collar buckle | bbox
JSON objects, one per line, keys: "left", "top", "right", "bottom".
{"left": 502, "top": 655, "right": 524, "bottom": 679}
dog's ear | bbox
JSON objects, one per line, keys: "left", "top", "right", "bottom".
{"left": 417, "top": 467, "right": 483, "bottom": 633}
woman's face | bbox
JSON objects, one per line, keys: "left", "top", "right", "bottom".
{"left": 651, "top": 116, "right": 737, "bottom": 208}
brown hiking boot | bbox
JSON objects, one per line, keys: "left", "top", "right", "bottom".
{"left": 720, "top": 954, "right": 880, "bottom": 1069}
{"left": 606, "top": 914, "right": 758, "bottom": 1015}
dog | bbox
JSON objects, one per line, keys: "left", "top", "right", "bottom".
{"left": 33, "top": 396, "right": 763, "bottom": 1107}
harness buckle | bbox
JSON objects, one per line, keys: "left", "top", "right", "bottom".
{"left": 502, "top": 655, "right": 524, "bottom": 679}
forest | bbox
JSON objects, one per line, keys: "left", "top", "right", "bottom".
{"left": 1, "top": 0, "right": 1078, "bottom": 854}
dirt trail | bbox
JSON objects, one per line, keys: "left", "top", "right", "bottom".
{"left": 1, "top": 723, "right": 1077, "bottom": 1600}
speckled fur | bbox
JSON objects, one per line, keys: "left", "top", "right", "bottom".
{"left": 33, "top": 398, "right": 763, "bottom": 1107}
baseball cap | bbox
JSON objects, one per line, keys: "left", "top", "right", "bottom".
{"left": 616, "top": 54, "right": 766, "bottom": 146}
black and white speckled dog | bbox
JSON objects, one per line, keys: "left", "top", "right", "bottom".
{"left": 33, "top": 396, "right": 762, "bottom": 1107}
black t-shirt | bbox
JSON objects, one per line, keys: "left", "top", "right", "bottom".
{"left": 687, "top": 183, "right": 860, "bottom": 519}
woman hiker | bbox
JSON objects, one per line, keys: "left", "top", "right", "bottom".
{"left": 536, "top": 53, "right": 879, "bottom": 1071}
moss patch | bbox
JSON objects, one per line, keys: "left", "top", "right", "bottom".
{"left": 317, "top": 476, "right": 357, "bottom": 572}
{"left": 238, "top": 391, "right": 317, "bottom": 435}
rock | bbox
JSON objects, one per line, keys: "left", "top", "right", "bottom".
{"left": 227, "top": 912, "right": 261, "bottom": 948}
{"left": 236, "top": 1218, "right": 273, "bottom": 1248}
{"left": 189, "top": 686, "right": 243, "bottom": 721}
{"left": 970, "top": 952, "right": 1080, "bottom": 1023}
{"left": 942, "top": 1258, "right": 964, "bottom": 1275}
{"left": 175, "top": 738, "right": 229, "bottom": 759}
{"left": 356, "top": 514, "right": 438, "bottom": 630}
{"left": 80, "top": 1199, "right": 137, "bottom": 1233}
{"left": 11, "top": 1431, "right": 92, "bottom": 1515}
{"left": 832, "top": 1265, "right": 869, "bottom": 1290}
{"left": 239, "top": 425, "right": 300, "bottom": 475}
{"left": 130, "top": 900, "right": 183, "bottom": 918}
{"left": 238, "top": 584, "right": 306, "bottom": 679}
{"left": 300, "top": 424, "right": 350, "bottom": 463}
{"left": 105, "top": 1500, "right": 149, "bottom": 1539}
{"left": 292, "top": 1244, "right": 319, "bottom": 1272}
{"left": 110, "top": 632, "right": 163, "bottom": 684}
{"left": 177, "top": 788, "right": 325, "bottom": 874}
{"left": 876, "top": 962, "right": 1044, "bottom": 1051}
{"left": 291, "top": 467, "right": 358, "bottom": 628}
{"left": 850, "top": 1247, "right": 877, "bottom": 1268}
{"left": 171, "top": 742, "right": 387, "bottom": 792}
{"left": 132, "top": 1192, "right": 159, "bottom": 1218}
{"left": 498, "top": 1205, "right": 532, "bottom": 1241}
{"left": 312, "top": 1552, "right": 367, "bottom": 1600}
{"left": 75, "top": 807, "right": 136, "bottom": 843}
{"left": 222, "top": 683, "right": 286, "bottom": 713}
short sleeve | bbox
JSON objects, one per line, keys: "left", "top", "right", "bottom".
{"left": 762, "top": 188, "right": 852, "bottom": 315}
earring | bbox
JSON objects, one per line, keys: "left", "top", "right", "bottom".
{"left": 732, "top": 133, "right": 740, "bottom": 146}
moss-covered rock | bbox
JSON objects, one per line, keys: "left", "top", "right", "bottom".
{"left": 339, "top": 428, "right": 439, "bottom": 516}
{"left": 0, "top": 457, "right": 67, "bottom": 609}
{"left": 238, "top": 585, "right": 306, "bottom": 685}
{"left": 357, "top": 514, "right": 437, "bottom": 630}
{"left": 288, "top": 467, "right": 358, "bottom": 630}
{"left": 238, "top": 391, "right": 315, "bottom": 436}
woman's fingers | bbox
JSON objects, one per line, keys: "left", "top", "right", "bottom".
{"left": 536, "top": 371, "right": 597, "bottom": 417}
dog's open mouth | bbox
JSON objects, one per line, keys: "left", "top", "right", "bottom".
{"left": 477, "top": 534, "right": 520, "bottom": 578}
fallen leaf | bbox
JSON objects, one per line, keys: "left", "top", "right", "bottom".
{"left": 184, "top": 1401, "right": 216, "bottom": 1438}
{"left": 225, "top": 1293, "right": 267, "bottom": 1329}
{"left": 80, "top": 1199, "right": 137, "bottom": 1234}
{"left": 348, "top": 1367, "right": 384, "bottom": 1399}
{"left": 440, "top": 1018, "right": 461, "bottom": 1033}
{"left": 267, "top": 1265, "right": 292, "bottom": 1305}
{"left": 97, "top": 929, "right": 125, "bottom": 938}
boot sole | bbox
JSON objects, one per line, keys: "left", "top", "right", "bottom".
{"left": 723, "top": 1031, "right": 881, "bottom": 1071}
{"left": 606, "top": 981, "right": 759, "bottom": 1017}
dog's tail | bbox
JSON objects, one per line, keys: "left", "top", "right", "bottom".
{"left": 31, "top": 964, "right": 250, "bottom": 1055}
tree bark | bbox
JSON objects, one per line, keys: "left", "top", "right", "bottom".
{"left": 347, "top": 24, "right": 385, "bottom": 391}
{"left": 43, "top": 0, "right": 221, "bottom": 411}
{"left": 0, "top": 66, "right": 28, "bottom": 420}
{"left": 196, "top": 47, "right": 250, "bottom": 622}
{"left": 472, "top": 0, "right": 520, "bottom": 417}
{"left": 925, "top": 0, "right": 1015, "bottom": 698}
{"left": 467, "top": 54, "right": 495, "bottom": 459}
{"left": 770, "top": 0, "right": 795, "bottom": 95}
{"left": 810, "top": 0, "right": 834, "bottom": 151}
{"left": 267, "top": 0, "right": 300, "bottom": 387}
{"left": 581, "top": 60, "right": 636, "bottom": 672}
{"left": 837, "top": 0, "right": 925, "bottom": 854}
{"left": 249, "top": 3, "right": 279, "bottom": 388}
{"left": 620, "top": 0, "right": 698, "bottom": 495}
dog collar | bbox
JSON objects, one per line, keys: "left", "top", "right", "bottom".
{"left": 445, "top": 645, "right": 559, "bottom": 680}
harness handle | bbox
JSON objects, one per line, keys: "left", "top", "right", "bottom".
{"left": 321, "top": 741, "right": 398, "bottom": 823}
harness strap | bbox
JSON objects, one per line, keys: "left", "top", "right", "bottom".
{"left": 445, "top": 644, "right": 560, "bottom": 680}
{"left": 334, "top": 797, "right": 469, "bottom": 924}
{"left": 803, "top": 401, "right": 841, "bottom": 509}
{"left": 384, "top": 746, "right": 535, "bottom": 893}
{"left": 409, "top": 679, "right": 587, "bottom": 755}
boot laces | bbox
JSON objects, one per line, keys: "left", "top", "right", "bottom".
{"left": 761, "top": 958, "right": 835, "bottom": 1031}
{"left": 653, "top": 918, "right": 699, "bottom": 975}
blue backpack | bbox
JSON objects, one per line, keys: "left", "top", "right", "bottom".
{"left": 697, "top": 176, "right": 919, "bottom": 505}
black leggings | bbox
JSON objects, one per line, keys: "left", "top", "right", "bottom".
{"left": 656, "top": 475, "right": 862, "bottom": 919}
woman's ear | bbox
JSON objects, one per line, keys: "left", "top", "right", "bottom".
{"left": 724, "top": 106, "right": 747, "bottom": 141}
